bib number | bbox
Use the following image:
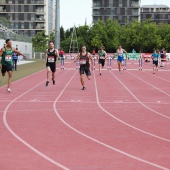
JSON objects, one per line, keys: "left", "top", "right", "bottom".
{"left": 48, "top": 56, "right": 55, "bottom": 63}
{"left": 5, "top": 55, "right": 12, "bottom": 62}
{"left": 80, "top": 59, "right": 86, "bottom": 65}
{"left": 153, "top": 58, "right": 158, "bottom": 61}
{"left": 100, "top": 56, "right": 105, "bottom": 59}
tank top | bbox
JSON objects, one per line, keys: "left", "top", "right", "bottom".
{"left": 47, "top": 49, "right": 57, "bottom": 64}
{"left": 1, "top": 47, "right": 13, "bottom": 65}
{"left": 118, "top": 48, "right": 124, "bottom": 58}
{"left": 98, "top": 50, "right": 105, "bottom": 59}
{"left": 79, "top": 52, "right": 89, "bottom": 67}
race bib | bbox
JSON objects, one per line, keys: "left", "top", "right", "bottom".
{"left": 100, "top": 56, "right": 105, "bottom": 59}
{"left": 48, "top": 56, "right": 55, "bottom": 63}
{"left": 153, "top": 58, "right": 158, "bottom": 61}
{"left": 5, "top": 55, "right": 12, "bottom": 62}
{"left": 80, "top": 59, "right": 86, "bottom": 65}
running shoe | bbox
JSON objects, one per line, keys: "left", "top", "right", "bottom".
{"left": 99, "top": 73, "right": 101, "bottom": 76}
{"left": 46, "top": 81, "right": 49, "bottom": 87}
{"left": 6, "top": 88, "right": 11, "bottom": 92}
{"left": 81, "top": 86, "right": 86, "bottom": 90}
{"left": 118, "top": 71, "right": 121, "bottom": 74}
{"left": 53, "top": 79, "right": 55, "bottom": 85}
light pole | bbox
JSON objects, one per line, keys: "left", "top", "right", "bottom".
{"left": 55, "top": 0, "right": 60, "bottom": 49}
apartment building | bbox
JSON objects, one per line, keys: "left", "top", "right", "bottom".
{"left": 141, "top": 5, "right": 170, "bottom": 24}
{"left": 92, "top": 0, "right": 141, "bottom": 24}
{"left": 0, "top": 0, "right": 54, "bottom": 37}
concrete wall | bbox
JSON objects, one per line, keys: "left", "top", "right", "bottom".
{"left": 0, "top": 39, "right": 33, "bottom": 59}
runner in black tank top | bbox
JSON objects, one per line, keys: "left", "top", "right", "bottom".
{"left": 98, "top": 46, "right": 107, "bottom": 75}
{"left": 43, "top": 41, "right": 59, "bottom": 87}
{"left": 74, "top": 45, "right": 94, "bottom": 90}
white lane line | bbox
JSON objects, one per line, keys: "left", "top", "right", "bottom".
{"left": 94, "top": 71, "right": 170, "bottom": 143}
{"left": 53, "top": 71, "right": 169, "bottom": 170}
{"left": 128, "top": 65, "right": 170, "bottom": 83}
{"left": 110, "top": 71, "right": 170, "bottom": 119}
{"left": 127, "top": 71, "right": 170, "bottom": 97}
{"left": 3, "top": 75, "right": 70, "bottom": 170}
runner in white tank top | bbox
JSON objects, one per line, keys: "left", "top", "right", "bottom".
{"left": 116, "top": 44, "right": 127, "bottom": 74}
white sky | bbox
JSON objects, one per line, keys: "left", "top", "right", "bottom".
{"left": 60, "top": 0, "right": 170, "bottom": 30}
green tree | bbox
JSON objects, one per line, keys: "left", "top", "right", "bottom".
{"left": 32, "top": 31, "right": 48, "bottom": 52}
{"left": 0, "top": 17, "right": 10, "bottom": 28}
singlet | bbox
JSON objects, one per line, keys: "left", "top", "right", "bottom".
{"left": 1, "top": 47, "right": 13, "bottom": 65}
{"left": 117, "top": 48, "right": 124, "bottom": 58}
{"left": 47, "top": 49, "right": 57, "bottom": 64}
{"left": 79, "top": 52, "right": 89, "bottom": 67}
{"left": 98, "top": 50, "right": 106, "bottom": 60}
{"left": 59, "top": 50, "right": 64, "bottom": 56}
{"left": 152, "top": 53, "right": 159, "bottom": 61}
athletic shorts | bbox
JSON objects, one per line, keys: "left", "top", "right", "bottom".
{"left": 117, "top": 56, "right": 124, "bottom": 62}
{"left": 99, "top": 59, "right": 105, "bottom": 67}
{"left": 46, "top": 63, "right": 56, "bottom": 72}
{"left": 153, "top": 60, "right": 158, "bottom": 66}
{"left": 80, "top": 66, "right": 91, "bottom": 76}
{"left": 1, "top": 64, "right": 13, "bottom": 73}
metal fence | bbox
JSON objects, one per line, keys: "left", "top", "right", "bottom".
{"left": 0, "top": 24, "right": 32, "bottom": 43}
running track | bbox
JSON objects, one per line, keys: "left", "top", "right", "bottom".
{"left": 0, "top": 61, "right": 170, "bottom": 170}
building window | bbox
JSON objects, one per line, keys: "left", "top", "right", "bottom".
{"left": 119, "top": 0, "right": 122, "bottom": 7}
{"left": 29, "top": 23, "right": 33, "bottom": 29}
{"left": 21, "top": 23, "right": 24, "bottom": 29}
{"left": 15, "top": 23, "right": 18, "bottom": 29}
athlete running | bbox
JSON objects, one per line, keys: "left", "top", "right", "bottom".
{"left": 0, "top": 39, "right": 27, "bottom": 92}
{"left": 43, "top": 41, "right": 59, "bottom": 87}
{"left": 116, "top": 44, "right": 127, "bottom": 74}
{"left": 74, "top": 45, "right": 93, "bottom": 90}
{"left": 59, "top": 47, "right": 65, "bottom": 69}
{"left": 98, "top": 46, "right": 107, "bottom": 75}
{"left": 152, "top": 50, "right": 159, "bottom": 74}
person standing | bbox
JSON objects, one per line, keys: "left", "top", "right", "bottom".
{"left": 74, "top": 45, "right": 93, "bottom": 90}
{"left": 160, "top": 47, "right": 166, "bottom": 67}
{"left": 43, "top": 41, "right": 59, "bottom": 87}
{"left": 116, "top": 44, "right": 127, "bottom": 74}
{"left": 0, "top": 39, "right": 27, "bottom": 92}
{"left": 59, "top": 47, "right": 65, "bottom": 69}
{"left": 98, "top": 46, "right": 107, "bottom": 75}
{"left": 152, "top": 50, "right": 159, "bottom": 74}
{"left": 12, "top": 47, "right": 18, "bottom": 71}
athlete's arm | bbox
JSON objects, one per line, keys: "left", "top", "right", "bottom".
{"left": 43, "top": 49, "right": 48, "bottom": 62}
{"left": 88, "top": 53, "right": 94, "bottom": 70}
{"left": 74, "top": 53, "right": 80, "bottom": 62}
{"left": 0, "top": 48, "right": 4, "bottom": 57}
{"left": 13, "top": 48, "right": 27, "bottom": 60}
{"left": 55, "top": 49, "right": 60, "bottom": 60}
{"left": 104, "top": 51, "right": 108, "bottom": 59}
{"left": 0, "top": 48, "right": 4, "bottom": 68}
{"left": 123, "top": 49, "right": 128, "bottom": 59}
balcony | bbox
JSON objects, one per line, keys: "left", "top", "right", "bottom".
{"left": 36, "top": 18, "right": 45, "bottom": 22}
{"left": 35, "top": 9, "right": 45, "bottom": 14}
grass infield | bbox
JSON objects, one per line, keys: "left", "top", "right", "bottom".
{"left": 0, "top": 59, "right": 47, "bottom": 87}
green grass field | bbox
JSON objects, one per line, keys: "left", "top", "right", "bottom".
{"left": 0, "top": 59, "right": 45, "bottom": 87}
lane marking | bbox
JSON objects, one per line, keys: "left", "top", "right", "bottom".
{"left": 110, "top": 71, "right": 170, "bottom": 119}
{"left": 53, "top": 71, "right": 169, "bottom": 170}
{"left": 3, "top": 70, "right": 71, "bottom": 170}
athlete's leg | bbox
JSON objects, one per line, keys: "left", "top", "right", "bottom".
{"left": 47, "top": 67, "right": 51, "bottom": 81}
{"left": 153, "top": 63, "right": 155, "bottom": 74}
{"left": 80, "top": 74, "right": 85, "bottom": 87}
{"left": 87, "top": 76, "right": 91, "bottom": 80}
{"left": 7, "top": 71, "right": 12, "bottom": 89}
{"left": 99, "top": 63, "right": 102, "bottom": 75}
{"left": 117, "top": 61, "right": 121, "bottom": 72}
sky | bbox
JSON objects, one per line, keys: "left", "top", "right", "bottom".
{"left": 60, "top": 0, "right": 170, "bottom": 30}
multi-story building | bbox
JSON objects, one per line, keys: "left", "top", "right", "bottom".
{"left": 92, "top": 0, "right": 141, "bottom": 24}
{"left": 0, "top": 0, "right": 54, "bottom": 37}
{"left": 141, "top": 5, "right": 170, "bottom": 24}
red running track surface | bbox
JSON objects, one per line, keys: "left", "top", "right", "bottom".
{"left": 0, "top": 61, "right": 170, "bottom": 170}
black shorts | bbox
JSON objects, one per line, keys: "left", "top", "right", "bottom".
{"left": 153, "top": 60, "right": 158, "bottom": 66}
{"left": 99, "top": 59, "right": 105, "bottom": 67}
{"left": 80, "top": 66, "right": 91, "bottom": 76}
{"left": 1, "top": 64, "right": 13, "bottom": 74}
{"left": 46, "top": 63, "right": 56, "bottom": 72}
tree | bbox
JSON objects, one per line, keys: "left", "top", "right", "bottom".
{"left": 32, "top": 31, "right": 48, "bottom": 52}
{"left": 0, "top": 17, "right": 10, "bottom": 28}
